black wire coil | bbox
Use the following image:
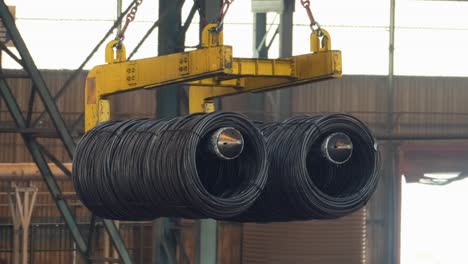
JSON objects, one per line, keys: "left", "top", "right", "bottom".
{"left": 231, "top": 114, "right": 380, "bottom": 222}
{"left": 72, "top": 112, "right": 268, "bottom": 221}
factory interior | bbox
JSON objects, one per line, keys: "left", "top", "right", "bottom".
{"left": 1, "top": 0, "right": 468, "bottom": 263}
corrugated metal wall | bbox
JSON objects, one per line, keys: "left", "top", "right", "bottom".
{"left": 0, "top": 164, "right": 153, "bottom": 264}
{"left": 0, "top": 70, "right": 86, "bottom": 163}
{"left": 241, "top": 210, "right": 366, "bottom": 264}
{"left": 0, "top": 223, "right": 151, "bottom": 264}
{"left": 0, "top": 70, "right": 157, "bottom": 163}
{"left": 2, "top": 71, "right": 468, "bottom": 263}
{"left": 0, "top": 223, "right": 152, "bottom": 264}
{"left": 4, "top": 73, "right": 466, "bottom": 162}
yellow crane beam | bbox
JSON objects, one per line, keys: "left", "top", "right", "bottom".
{"left": 85, "top": 24, "right": 341, "bottom": 131}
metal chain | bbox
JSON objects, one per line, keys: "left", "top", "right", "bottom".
{"left": 117, "top": 0, "right": 144, "bottom": 43}
{"left": 215, "top": 0, "right": 234, "bottom": 30}
{"left": 300, "top": 0, "right": 322, "bottom": 34}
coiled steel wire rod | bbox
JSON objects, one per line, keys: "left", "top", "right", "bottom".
{"left": 232, "top": 114, "right": 380, "bottom": 222}
{"left": 72, "top": 112, "right": 268, "bottom": 220}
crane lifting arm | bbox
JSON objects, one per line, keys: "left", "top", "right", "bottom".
{"left": 84, "top": 23, "right": 341, "bottom": 131}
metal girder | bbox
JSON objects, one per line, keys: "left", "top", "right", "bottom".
{"left": 86, "top": 215, "right": 97, "bottom": 264}
{"left": 37, "top": 143, "right": 72, "bottom": 178}
{"left": 193, "top": 3, "right": 222, "bottom": 264}
{"left": 250, "top": 12, "right": 267, "bottom": 121}
{"left": 154, "top": 1, "right": 184, "bottom": 263}
{"left": 277, "top": 0, "right": 294, "bottom": 120}
{"left": 0, "top": 41, "right": 23, "bottom": 67}
{"left": 0, "top": 70, "right": 136, "bottom": 264}
{"left": 85, "top": 24, "right": 341, "bottom": 130}
{"left": 0, "top": 127, "right": 58, "bottom": 137}
{"left": 194, "top": 218, "right": 217, "bottom": 264}
{"left": 157, "top": 0, "right": 183, "bottom": 119}
{"left": 154, "top": 218, "right": 177, "bottom": 264}
{"left": 191, "top": 51, "right": 340, "bottom": 91}
{"left": 0, "top": 1, "right": 75, "bottom": 158}
{"left": 0, "top": 78, "right": 88, "bottom": 255}
{"left": 31, "top": 0, "right": 141, "bottom": 128}
{"left": 25, "top": 85, "right": 36, "bottom": 126}
{"left": 0, "top": 1, "right": 134, "bottom": 263}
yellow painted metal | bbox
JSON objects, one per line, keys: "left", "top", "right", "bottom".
{"left": 91, "top": 46, "right": 233, "bottom": 96}
{"left": 201, "top": 24, "right": 224, "bottom": 48}
{"left": 190, "top": 51, "right": 342, "bottom": 100}
{"left": 85, "top": 45, "right": 233, "bottom": 130}
{"left": 105, "top": 40, "right": 127, "bottom": 64}
{"left": 311, "top": 29, "right": 331, "bottom": 53}
{"left": 85, "top": 23, "right": 342, "bottom": 131}
{"left": 98, "top": 100, "right": 110, "bottom": 123}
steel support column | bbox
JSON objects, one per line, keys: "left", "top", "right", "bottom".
{"left": 157, "top": 0, "right": 184, "bottom": 117}
{"left": 385, "top": 0, "right": 400, "bottom": 263}
{"left": 279, "top": 1, "right": 294, "bottom": 57}
{"left": 194, "top": 219, "right": 217, "bottom": 264}
{"left": 383, "top": 144, "right": 400, "bottom": 264}
{"left": 277, "top": 0, "right": 294, "bottom": 121}
{"left": 195, "top": 2, "right": 221, "bottom": 264}
{"left": 0, "top": 2, "right": 75, "bottom": 157}
{"left": 0, "top": 79, "right": 88, "bottom": 256}
{"left": 153, "top": 218, "right": 177, "bottom": 264}
{"left": 0, "top": 1, "right": 133, "bottom": 263}
{"left": 254, "top": 13, "right": 268, "bottom": 58}
{"left": 249, "top": 13, "right": 267, "bottom": 121}
{"left": 154, "top": 1, "right": 184, "bottom": 263}
{"left": 388, "top": 0, "right": 396, "bottom": 130}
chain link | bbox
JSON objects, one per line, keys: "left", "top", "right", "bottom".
{"left": 215, "top": 0, "right": 234, "bottom": 29}
{"left": 300, "top": 0, "right": 322, "bottom": 34}
{"left": 117, "top": 0, "right": 144, "bottom": 43}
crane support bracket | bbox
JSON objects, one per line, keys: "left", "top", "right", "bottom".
{"left": 85, "top": 24, "right": 342, "bottom": 131}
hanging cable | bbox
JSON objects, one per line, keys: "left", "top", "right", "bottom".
{"left": 231, "top": 114, "right": 380, "bottom": 222}
{"left": 128, "top": 0, "right": 186, "bottom": 60}
{"left": 116, "top": 0, "right": 144, "bottom": 44}
{"left": 213, "top": 0, "right": 234, "bottom": 31}
{"left": 300, "top": 0, "right": 322, "bottom": 34}
{"left": 216, "top": 0, "right": 234, "bottom": 24}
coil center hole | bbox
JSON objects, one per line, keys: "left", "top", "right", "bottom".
{"left": 196, "top": 127, "right": 249, "bottom": 198}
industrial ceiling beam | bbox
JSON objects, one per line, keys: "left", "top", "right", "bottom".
{"left": 0, "top": 78, "right": 89, "bottom": 256}
{"left": 0, "top": 1, "right": 134, "bottom": 263}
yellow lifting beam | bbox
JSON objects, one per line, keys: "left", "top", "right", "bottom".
{"left": 84, "top": 24, "right": 342, "bottom": 131}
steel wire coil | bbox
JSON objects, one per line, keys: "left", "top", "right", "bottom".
{"left": 72, "top": 112, "right": 268, "bottom": 220}
{"left": 231, "top": 114, "right": 380, "bottom": 222}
